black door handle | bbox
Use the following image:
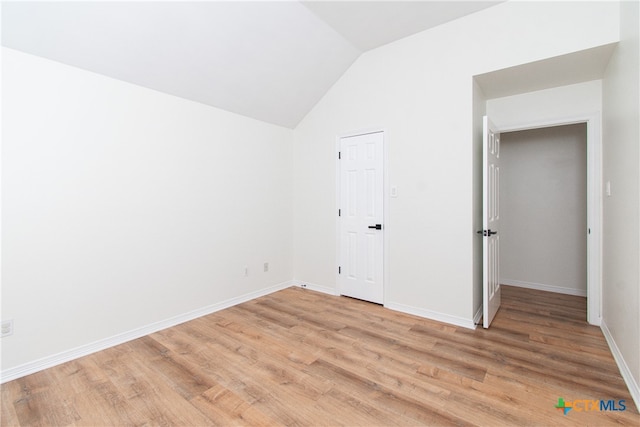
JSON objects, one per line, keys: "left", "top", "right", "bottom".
{"left": 477, "top": 229, "right": 498, "bottom": 236}
{"left": 368, "top": 224, "right": 382, "bottom": 230}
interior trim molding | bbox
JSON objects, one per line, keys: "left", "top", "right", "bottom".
{"left": 0, "top": 280, "right": 293, "bottom": 384}
{"left": 385, "top": 302, "right": 476, "bottom": 330}
{"left": 293, "top": 280, "right": 338, "bottom": 296}
{"left": 502, "top": 279, "right": 587, "bottom": 297}
{"left": 601, "top": 320, "right": 640, "bottom": 412}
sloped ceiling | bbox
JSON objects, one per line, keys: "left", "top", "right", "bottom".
{"left": 1, "top": 1, "right": 501, "bottom": 128}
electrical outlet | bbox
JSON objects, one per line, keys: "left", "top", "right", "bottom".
{"left": 264, "top": 262, "right": 269, "bottom": 272}
{"left": 1, "top": 320, "right": 14, "bottom": 338}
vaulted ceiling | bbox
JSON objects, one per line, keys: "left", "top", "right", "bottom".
{"left": 1, "top": 1, "right": 502, "bottom": 128}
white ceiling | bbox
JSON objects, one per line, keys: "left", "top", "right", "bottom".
{"left": 301, "top": 1, "right": 502, "bottom": 51}
{"left": 1, "top": 1, "right": 502, "bottom": 128}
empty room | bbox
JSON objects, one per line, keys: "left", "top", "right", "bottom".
{"left": 1, "top": 1, "right": 639, "bottom": 425}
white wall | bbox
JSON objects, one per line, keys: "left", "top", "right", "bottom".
{"left": 472, "top": 80, "right": 486, "bottom": 318}
{"left": 1, "top": 48, "right": 294, "bottom": 373}
{"left": 602, "top": 0, "right": 640, "bottom": 407}
{"left": 293, "top": 1, "right": 619, "bottom": 326}
{"left": 486, "top": 80, "right": 603, "bottom": 130}
{"left": 500, "top": 124, "right": 587, "bottom": 295}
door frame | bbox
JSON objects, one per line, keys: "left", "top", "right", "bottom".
{"left": 496, "top": 112, "right": 601, "bottom": 325}
{"left": 335, "top": 128, "right": 389, "bottom": 304}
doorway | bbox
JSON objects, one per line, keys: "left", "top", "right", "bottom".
{"left": 500, "top": 124, "right": 588, "bottom": 301}
{"left": 336, "top": 130, "right": 385, "bottom": 304}
{"left": 492, "top": 116, "right": 601, "bottom": 326}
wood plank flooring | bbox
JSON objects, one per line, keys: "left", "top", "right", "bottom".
{"left": 2, "top": 285, "right": 638, "bottom": 426}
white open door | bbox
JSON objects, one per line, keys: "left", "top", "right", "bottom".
{"left": 483, "top": 116, "right": 501, "bottom": 328}
{"left": 338, "top": 131, "right": 384, "bottom": 304}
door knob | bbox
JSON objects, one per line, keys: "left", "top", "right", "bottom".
{"left": 368, "top": 224, "right": 382, "bottom": 230}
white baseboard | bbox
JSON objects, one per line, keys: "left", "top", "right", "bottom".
{"left": 293, "top": 280, "right": 338, "bottom": 296}
{"left": 0, "top": 280, "right": 293, "bottom": 384}
{"left": 600, "top": 321, "right": 640, "bottom": 412}
{"left": 295, "top": 284, "right": 478, "bottom": 329}
{"left": 385, "top": 302, "right": 476, "bottom": 330}
{"left": 502, "top": 279, "right": 587, "bottom": 297}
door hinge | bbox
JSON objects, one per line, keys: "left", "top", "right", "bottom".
{"left": 338, "top": 209, "right": 341, "bottom": 217}
{"left": 338, "top": 266, "right": 341, "bottom": 274}
{"left": 338, "top": 151, "right": 341, "bottom": 160}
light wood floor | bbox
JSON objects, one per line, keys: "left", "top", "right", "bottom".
{"left": 2, "top": 286, "right": 638, "bottom": 426}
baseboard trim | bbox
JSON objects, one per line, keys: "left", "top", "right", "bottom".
{"left": 295, "top": 284, "right": 478, "bottom": 330}
{"left": 0, "top": 280, "right": 293, "bottom": 384}
{"left": 502, "top": 279, "right": 587, "bottom": 297}
{"left": 385, "top": 302, "right": 476, "bottom": 330}
{"left": 600, "top": 320, "right": 640, "bottom": 412}
{"left": 293, "top": 280, "right": 338, "bottom": 296}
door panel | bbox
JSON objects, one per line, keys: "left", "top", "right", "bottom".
{"left": 339, "top": 132, "right": 384, "bottom": 304}
{"left": 483, "top": 116, "right": 501, "bottom": 328}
